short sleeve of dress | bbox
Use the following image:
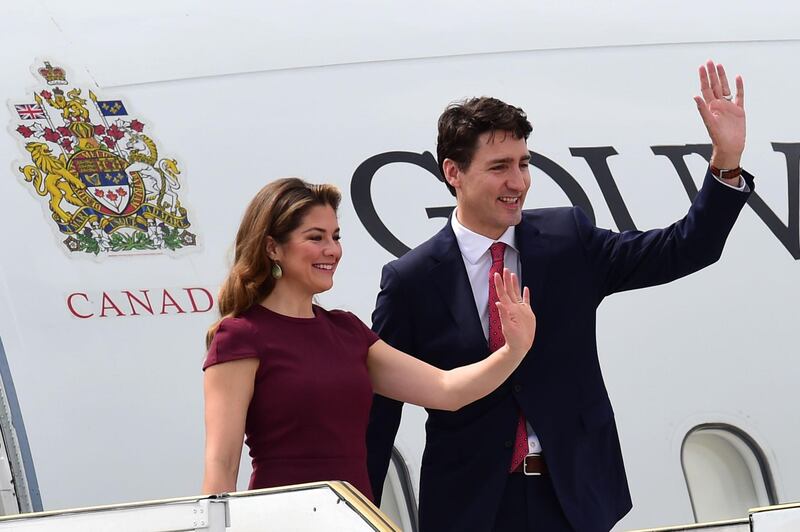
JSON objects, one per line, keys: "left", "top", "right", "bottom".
{"left": 203, "top": 317, "right": 259, "bottom": 370}
{"left": 348, "top": 312, "right": 380, "bottom": 348}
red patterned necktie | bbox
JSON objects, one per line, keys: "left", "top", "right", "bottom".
{"left": 487, "top": 242, "right": 528, "bottom": 472}
{"left": 487, "top": 242, "right": 507, "bottom": 354}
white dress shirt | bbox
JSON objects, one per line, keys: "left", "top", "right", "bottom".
{"left": 450, "top": 211, "right": 542, "bottom": 454}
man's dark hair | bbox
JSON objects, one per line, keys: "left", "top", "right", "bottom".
{"left": 436, "top": 97, "right": 533, "bottom": 196}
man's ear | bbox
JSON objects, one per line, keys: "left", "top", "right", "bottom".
{"left": 442, "top": 159, "right": 461, "bottom": 191}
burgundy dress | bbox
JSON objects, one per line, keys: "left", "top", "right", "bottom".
{"left": 203, "top": 304, "right": 380, "bottom": 500}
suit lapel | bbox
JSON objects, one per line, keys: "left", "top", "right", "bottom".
{"left": 516, "top": 215, "right": 548, "bottom": 315}
{"left": 429, "top": 224, "right": 488, "bottom": 353}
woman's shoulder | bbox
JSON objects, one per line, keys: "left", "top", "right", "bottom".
{"left": 316, "top": 306, "right": 359, "bottom": 324}
{"left": 316, "top": 307, "right": 379, "bottom": 345}
{"left": 211, "top": 305, "right": 277, "bottom": 347}
{"left": 204, "top": 311, "right": 264, "bottom": 370}
{"left": 218, "top": 309, "right": 261, "bottom": 334}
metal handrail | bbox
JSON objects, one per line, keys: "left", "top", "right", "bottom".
{"left": 627, "top": 516, "right": 750, "bottom": 531}
{"left": 0, "top": 481, "right": 399, "bottom": 531}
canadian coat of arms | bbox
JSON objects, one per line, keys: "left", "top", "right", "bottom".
{"left": 10, "top": 61, "right": 197, "bottom": 255}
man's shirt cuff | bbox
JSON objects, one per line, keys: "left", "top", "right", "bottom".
{"left": 713, "top": 173, "right": 748, "bottom": 192}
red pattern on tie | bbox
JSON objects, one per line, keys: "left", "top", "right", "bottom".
{"left": 509, "top": 410, "right": 528, "bottom": 472}
{"left": 487, "top": 242, "right": 528, "bottom": 472}
{"left": 487, "top": 242, "right": 507, "bottom": 354}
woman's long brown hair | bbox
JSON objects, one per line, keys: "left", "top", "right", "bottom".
{"left": 206, "top": 177, "right": 341, "bottom": 347}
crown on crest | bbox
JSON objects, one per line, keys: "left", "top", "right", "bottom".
{"left": 38, "top": 61, "right": 67, "bottom": 85}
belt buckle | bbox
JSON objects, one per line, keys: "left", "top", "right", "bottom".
{"left": 523, "top": 453, "right": 541, "bottom": 476}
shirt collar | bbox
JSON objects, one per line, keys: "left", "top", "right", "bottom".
{"left": 450, "top": 209, "right": 517, "bottom": 265}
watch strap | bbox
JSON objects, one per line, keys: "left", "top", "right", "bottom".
{"left": 710, "top": 165, "right": 743, "bottom": 180}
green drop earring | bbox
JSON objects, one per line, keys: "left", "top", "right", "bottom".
{"left": 271, "top": 262, "right": 283, "bottom": 280}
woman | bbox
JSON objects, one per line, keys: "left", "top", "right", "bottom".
{"left": 202, "top": 177, "right": 535, "bottom": 500}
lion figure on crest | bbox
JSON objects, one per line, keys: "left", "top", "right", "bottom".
{"left": 19, "top": 142, "right": 85, "bottom": 222}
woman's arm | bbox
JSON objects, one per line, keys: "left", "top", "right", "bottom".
{"left": 367, "top": 269, "right": 534, "bottom": 411}
{"left": 202, "top": 358, "right": 259, "bottom": 494}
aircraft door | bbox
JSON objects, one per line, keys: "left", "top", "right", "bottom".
{"left": 379, "top": 447, "right": 418, "bottom": 532}
{"left": 0, "top": 337, "right": 40, "bottom": 515}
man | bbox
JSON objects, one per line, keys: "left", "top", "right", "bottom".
{"left": 366, "top": 61, "right": 751, "bottom": 531}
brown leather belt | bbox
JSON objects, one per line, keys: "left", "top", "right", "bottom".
{"left": 512, "top": 453, "right": 547, "bottom": 476}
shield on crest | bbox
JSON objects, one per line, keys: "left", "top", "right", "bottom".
{"left": 68, "top": 150, "right": 140, "bottom": 215}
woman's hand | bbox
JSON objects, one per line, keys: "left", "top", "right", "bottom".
{"left": 494, "top": 268, "right": 535, "bottom": 355}
{"left": 367, "top": 268, "right": 535, "bottom": 411}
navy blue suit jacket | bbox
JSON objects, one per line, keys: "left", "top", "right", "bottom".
{"left": 366, "top": 170, "right": 753, "bottom": 532}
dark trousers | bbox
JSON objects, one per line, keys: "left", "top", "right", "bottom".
{"left": 492, "top": 473, "right": 573, "bottom": 531}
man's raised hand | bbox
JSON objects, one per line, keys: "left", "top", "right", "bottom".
{"left": 694, "top": 59, "right": 746, "bottom": 171}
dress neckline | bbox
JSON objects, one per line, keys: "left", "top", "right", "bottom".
{"left": 252, "top": 303, "right": 320, "bottom": 323}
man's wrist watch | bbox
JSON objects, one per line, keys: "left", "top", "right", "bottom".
{"left": 710, "top": 165, "right": 743, "bottom": 181}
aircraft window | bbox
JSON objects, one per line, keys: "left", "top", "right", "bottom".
{"left": 379, "top": 447, "right": 418, "bottom": 532}
{"left": 681, "top": 423, "right": 777, "bottom": 523}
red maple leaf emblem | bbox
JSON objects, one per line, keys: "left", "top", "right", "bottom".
{"left": 94, "top": 124, "right": 106, "bottom": 136}
{"left": 106, "top": 191, "right": 118, "bottom": 201}
{"left": 102, "top": 136, "right": 115, "bottom": 149}
{"left": 57, "top": 126, "right": 72, "bottom": 138}
{"left": 16, "top": 125, "right": 33, "bottom": 138}
{"left": 130, "top": 120, "right": 144, "bottom": 132}
{"left": 40, "top": 90, "right": 52, "bottom": 100}
{"left": 116, "top": 187, "right": 127, "bottom": 196}
{"left": 43, "top": 128, "right": 60, "bottom": 143}
{"left": 94, "top": 190, "right": 105, "bottom": 198}
{"left": 107, "top": 124, "right": 125, "bottom": 140}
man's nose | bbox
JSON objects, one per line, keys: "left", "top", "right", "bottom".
{"left": 507, "top": 166, "right": 528, "bottom": 191}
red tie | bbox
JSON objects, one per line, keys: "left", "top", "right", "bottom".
{"left": 487, "top": 242, "right": 528, "bottom": 472}
{"left": 487, "top": 242, "right": 507, "bottom": 354}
